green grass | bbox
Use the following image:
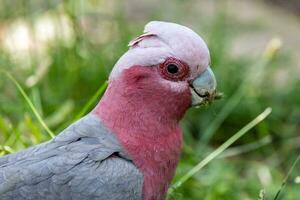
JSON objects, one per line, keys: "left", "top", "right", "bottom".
{"left": 168, "top": 107, "right": 272, "bottom": 197}
{"left": 0, "top": 1, "right": 300, "bottom": 199}
{"left": 1, "top": 70, "right": 55, "bottom": 138}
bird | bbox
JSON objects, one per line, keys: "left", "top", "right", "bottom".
{"left": 0, "top": 21, "right": 217, "bottom": 200}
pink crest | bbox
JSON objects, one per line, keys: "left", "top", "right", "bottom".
{"left": 128, "top": 32, "right": 157, "bottom": 47}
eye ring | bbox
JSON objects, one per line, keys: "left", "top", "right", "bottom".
{"left": 158, "top": 57, "right": 190, "bottom": 81}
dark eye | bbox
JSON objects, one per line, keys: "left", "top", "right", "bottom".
{"left": 166, "top": 64, "right": 179, "bottom": 74}
{"left": 158, "top": 57, "right": 190, "bottom": 81}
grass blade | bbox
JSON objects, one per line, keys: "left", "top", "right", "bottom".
{"left": 220, "top": 135, "right": 272, "bottom": 158}
{"left": 200, "top": 38, "right": 281, "bottom": 146}
{"left": 0, "top": 144, "right": 14, "bottom": 154}
{"left": 75, "top": 80, "right": 108, "bottom": 120}
{"left": 273, "top": 154, "right": 300, "bottom": 200}
{"left": 168, "top": 107, "right": 272, "bottom": 195}
{"left": 1, "top": 71, "right": 55, "bottom": 138}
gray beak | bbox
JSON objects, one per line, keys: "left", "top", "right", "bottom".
{"left": 190, "top": 67, "right": 217, "bottom": 106}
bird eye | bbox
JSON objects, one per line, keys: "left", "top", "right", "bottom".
{"left": 158, "top": 57, "right": 190, "bottom": 81}
{"left": 166, "top": 64, "right": 179, "bottom": 74}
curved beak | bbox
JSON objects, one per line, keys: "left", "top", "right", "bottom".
{"left": 190, "top": 67, "right": 217, "bottom": 106}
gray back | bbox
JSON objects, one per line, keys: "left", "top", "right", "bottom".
{"left": 0, "top": 114, "right": 143, "bottom": 200}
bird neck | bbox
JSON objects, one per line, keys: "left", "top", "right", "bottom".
{"left": 93, "top": 66, "right": 191, "bottom": 199}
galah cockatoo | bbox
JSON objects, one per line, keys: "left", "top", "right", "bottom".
{"left": 0, "top": 21, "right": 217, "bottom": 200}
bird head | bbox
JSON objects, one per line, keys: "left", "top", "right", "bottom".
{"left": 96, "top": 21, "right": 218, "bottom": 127}
{"left": 109, "top": 21, "right": 217, "bottom": 110}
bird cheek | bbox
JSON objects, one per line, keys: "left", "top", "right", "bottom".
{"left": 122, "top": 66, "right": 152, "bottom": 85}
{"left": 159, "top": 79, "right": 189, "bottom": 94}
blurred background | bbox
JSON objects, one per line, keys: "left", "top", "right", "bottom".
{"left": 0, "top": 0, "right": 299, "bottom": 199}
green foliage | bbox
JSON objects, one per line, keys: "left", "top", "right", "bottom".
{"left": 0, "top": 1, "right": 299, "bottom": 199}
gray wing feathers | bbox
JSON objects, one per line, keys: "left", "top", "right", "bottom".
{"left": 0, "top": 114, "right": 143, "bottom": 200}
